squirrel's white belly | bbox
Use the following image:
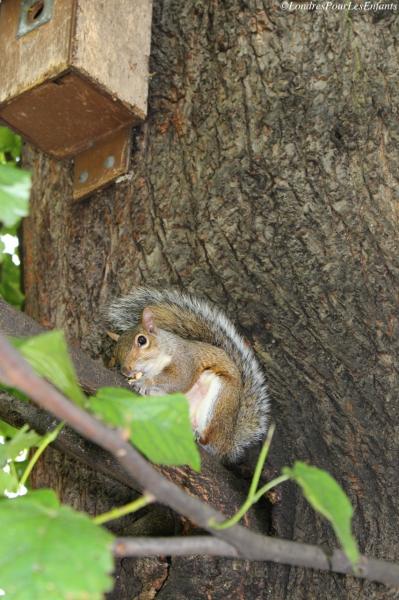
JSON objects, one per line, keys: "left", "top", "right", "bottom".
{"left": 186, "top": 370, "right": 221, "bottom": 436}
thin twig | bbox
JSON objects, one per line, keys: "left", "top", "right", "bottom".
{"left": 19, "top": 422, "right": 64, "bottom": 488}
{"left": 93, "top": 494, "right": 154, "bottom": 526}
{"left": 210, "top": 425, "right": 285, "bottom": 530}
{"left": 211, "top": 474, "right": 290, "bottom": 530}
{"left": 249, "top": 423, "right": 275, "bottom": 498}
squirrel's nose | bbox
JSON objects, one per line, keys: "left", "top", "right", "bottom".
{"left": 121, "top": 367, "right": 133, "bottom": 378}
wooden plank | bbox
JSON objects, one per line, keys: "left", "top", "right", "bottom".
{"left": 0, "top": 72, "right": 136, "bottom": 158}
{"left": 71, "top": 0, "right": 152, "bottom": 119}
{"left": 73, "top": 127, "right": 131, "bottom": 199}
{"left": 0, "top": 0, "right": 75, "bottom": 105}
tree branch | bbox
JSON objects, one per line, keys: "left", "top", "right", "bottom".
{"left": 0, "top": 332, "right": 398, "bottom": 586}
{"left": 113, "top": 536, "right": 399, "bottom": 585}
{"left": 114, "top": 536, "right": 238, "bottom": 558}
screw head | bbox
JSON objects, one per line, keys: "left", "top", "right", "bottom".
{"left": 104, "top": 155, "right": 116, "bottom": 169}
{"left": 79, "top": 170, "right": 89, "bottom": 183}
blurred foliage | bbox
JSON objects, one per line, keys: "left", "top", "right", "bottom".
{"left": 0, "top": 126, "right": 31, "bottom": 308}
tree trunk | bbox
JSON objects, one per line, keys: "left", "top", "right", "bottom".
{"left": 21, "top": 1, "right": 399, "bottom": 598}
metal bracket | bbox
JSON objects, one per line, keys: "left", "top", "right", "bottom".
{"left": 73, "top": 128, "right": 131, "bottom": 200}
{"left": 17, "top": 0, "right": 53, "bottom": 38}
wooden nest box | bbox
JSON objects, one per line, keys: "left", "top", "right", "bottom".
{"left": 0, "top": 0, "right": 153, "bottom": 198}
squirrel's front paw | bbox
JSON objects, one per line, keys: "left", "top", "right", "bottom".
{"left": 128, "top": 381, "right": 147, "bottom": 395}
{"left": 142, "top": 386, "right": 164, "bottom": 396}
{"left": 129, "top": 380, "right": 163, "bottom": 396}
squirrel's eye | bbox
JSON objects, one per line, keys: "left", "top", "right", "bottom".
{"left": 137, "top": 335, "right": 148, "bottom": 347}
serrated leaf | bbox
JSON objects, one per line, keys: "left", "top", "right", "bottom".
{"left": 91, "top": 387, "right": 200, "bottom": 471}
{"left": 0, "top": 425, "right": 42, "bottom": 468}
{"left": 284, "top": 461, "right": 359, "bottom": 565}
{"left": 10, "top": 331, "right": 86, "bottom": 407}
{"left": 0, "top": 489, "right": 114, "bottom": 599}
{"left": 0, "top": 164, "right": 31, "bottom": 227}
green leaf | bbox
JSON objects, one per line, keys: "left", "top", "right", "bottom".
{"left": 10, "top": 331, "right": 86, "bottom": 407}
{"left": 283, "top": 461, "right": 360, "bottom": 565}
{"left": 0, "top": 418, "right": 19, "bottom": 438}
{"left": 91, "top": 387, "right": 201, "bottom": 471}
{"left": 20, "top": 488, "right": 59, "bottom": 509}
{"left": 0, "top": 468, "right": 19, "bottom": 495}
{"left": 14, "top": 457, "right": 29, "bottom": 480}
{"left": 0, "top": 383, "right": 30, "bottom": 403}
{"left": 0, "top": 252, "right": 24, "bottom": 308}
{"left": 0, "top": 127, "right": 21, "bottom": 160}
{"left": 0, "top": 163, "right": 31, "bottom": 227}
{"left": 0, "top": 489, "right": 114, "bottom": 599}
{"left": 0, "top": 222, "right": 19, "bottom": 236}
{"left": 0, "top": 425, "right": 42, "bottom": 468}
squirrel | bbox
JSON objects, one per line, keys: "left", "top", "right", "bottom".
{"left": 106, "top": 287, "right": 269, "bottom": 462}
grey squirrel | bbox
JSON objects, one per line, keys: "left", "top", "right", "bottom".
{"left": 107, "top": 287, "right": 270, "bottom": 462}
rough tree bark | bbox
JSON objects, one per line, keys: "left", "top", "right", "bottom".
{"left": 19, "top": 1, "right": 399, "bottom": 599}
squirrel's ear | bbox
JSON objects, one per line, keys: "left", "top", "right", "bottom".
{"left": 142, "top": 307, "right": 157, "bottom": 333}
{"left": 107, "top": 330, "right": 120, "bottom": 342}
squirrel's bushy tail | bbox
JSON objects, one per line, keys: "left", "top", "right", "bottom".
{"left": 108, "top": 287, "right": 270, "bottom": 460}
